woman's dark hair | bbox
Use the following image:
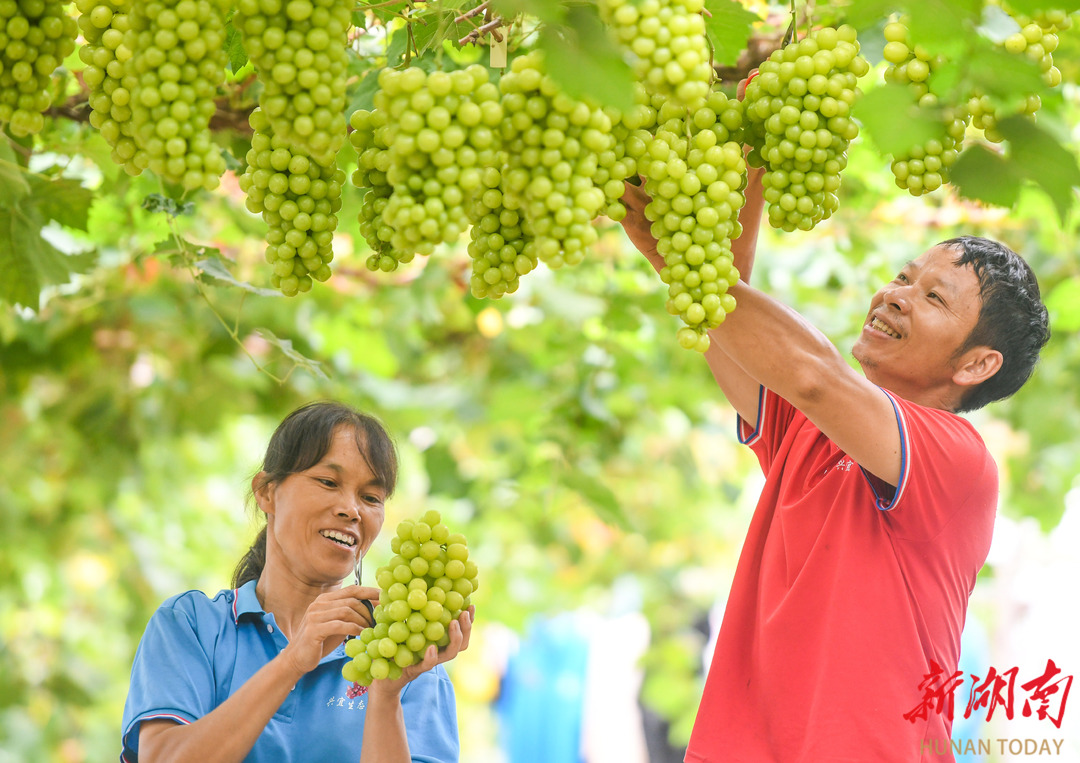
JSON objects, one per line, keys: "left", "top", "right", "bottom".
{"left": 231, "top": 401, "right": 399, "bottom": 588}
{"left": 940, "top": 236, "right": 1051, "bottom": 413}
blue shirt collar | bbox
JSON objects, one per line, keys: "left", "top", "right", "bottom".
{"left": 232, "top": 579, "right": 265, "bottom": 624}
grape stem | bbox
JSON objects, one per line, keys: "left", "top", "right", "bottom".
{"left": 458, "top": 16, "right": 504, "bottom": 45}
{"left": 161, "top": 209, "right": 299, "bottom": 385}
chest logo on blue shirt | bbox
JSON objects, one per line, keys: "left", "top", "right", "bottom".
{"left": 326, "top": 682, "right": 368, "bottom": 710}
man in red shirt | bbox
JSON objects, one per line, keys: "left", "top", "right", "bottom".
{"left": 621, "top": 159, "right": 1050, "bottom": 762}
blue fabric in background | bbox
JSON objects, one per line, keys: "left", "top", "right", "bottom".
{"left": 495, "top": 613, "right": 589, "bottom": 763}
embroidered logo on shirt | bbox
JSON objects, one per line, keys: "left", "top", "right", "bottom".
{"left": 828, "top": 456, "right": 855, "bottom": 474}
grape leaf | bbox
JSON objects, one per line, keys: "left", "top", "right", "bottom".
{"left": 538, "top": 4, "right": 636, "bottom": 113}
{"left": 1045, "top": 277, "right": 1080, "bottom": 333}
{"left": 192, "top": 256, "right": 282, "bottom": 297}
{"left": 0, "top": 205, "right": 96, "bottom": 309}
{"left": 1002, "top": 0, "right": 1080, "bottom": 15}
{"left": 950, "top": 144, "right": 1024, "bottom": 209}
{"left": 0, "top": 159, "right": 31, "bottom": 206}
{"left": 26, "top": 176, "right": 94, "bottom": 231}
{"left": 853, "top": 83, "right": 947, "bottom": 157}
{"left": 490, "top": 0, "right": 565, "bottom": 25}
{"left": 704, "top": 0, "right": 763, "bottom": 67}
{"left": 563, "top": 469, "right": 631, "bottom": 531}
{"left": 253, "top": 328, "right": 330, "bottom": 380}
{"left": 223, "top": 14, "right": 249, "bottom": 73}
{"left": 996, "top": 116, "right": 1080, "bottom": 222}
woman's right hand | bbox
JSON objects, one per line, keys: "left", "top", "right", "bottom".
{"left": 281, "top": 585, "right": 379, "bottom": 676}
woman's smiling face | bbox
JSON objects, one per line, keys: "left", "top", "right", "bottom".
{"left": 257, "top": 426, "right": 388, "bottom": 587}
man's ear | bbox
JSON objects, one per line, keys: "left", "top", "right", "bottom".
{"left": 953, "top": 346, "right": 1003, "bottom": 388}
{"left": 252, "top": 472, "right": 275, "bottom": 516}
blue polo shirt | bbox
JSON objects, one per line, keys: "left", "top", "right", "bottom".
{"left": 120, "top": 581, "right": 459, "bottom": 762}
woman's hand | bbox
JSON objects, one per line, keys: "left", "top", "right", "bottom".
{"left": 367, "top": 606, "right": 475, "bottom": 698}
{"left": 281, "top": 585, "right": 380, "bottom": 676}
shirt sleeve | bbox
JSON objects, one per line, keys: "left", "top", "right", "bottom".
{"left": 737, "top": 386, "right": 798, "bottom": 473}
{"left": 120, "top": 598, "right": 218, "bottom": 762}
{"left": 878, "top": 391, "right": 998, "bottom": 541}
{"left": 400, "top": 665, "right": 460, "bottom": 762}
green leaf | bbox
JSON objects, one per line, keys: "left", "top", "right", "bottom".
{"left": 490, "top": 0, "right": 564, "bottom": 25}
{"left": 538, "top": 4, "right": 636, "bottom": 113}
{"left": 192, "top": 257, "right": 282, "bottom": 297}
{"left": 0, "top": 205, "right": 96, "bottom": 308}
{"left": 703, "top": 0, "right": 763, "bottom": 67}
{"left": 223, "top": 11, "right": 249, "bottom": 73}
{"left": 996, "top": 116, "right": 1080, "bottom": 222}
{"left": 347, "top": 67, "right": 382, "bottom": 113}
{"left": 853, "top": 83, "right": 947, "bottom": 157}
{"left": 26, "top": 176, "right": 95, "bottom": 231}
{"left": 1003, "top": 0, "right": 1080, "bottom": 16}
{"left": 950, "top": 144, "right": 1024, "bottom": 209}
{"left": 0, "top": 159, "right": 31, "bottom": 206}
{"left": 254, "top": 328, "right": 329, "bottom": 380}
{"left": 1044, "top": 277, "right": 1080, "bottom": 333}
{"left": 963, "top": 45, "right": 1045, "bottom": 106}
{"left": 563, "top": 469, "right": 631, "bottom": 531}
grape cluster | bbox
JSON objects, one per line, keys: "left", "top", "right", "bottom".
{"left": 123, "top": 0, "right": 228, "bottom": 191}
{"left": 466, "top": 172, "right": 536, "bottom": 299}
{"left": 349, "top": 107, "right": 399, "bottom": 271}
{"left": 239, "top": 107, "right": 343, "bottom": 296}
{"left": 0, "top": 0, "right": 77, "bottom": 137}
{"left": 742, "top": 25, "right": 869, "bottom": 231}
{"left": 881, "top": 19, "right": 967, "bottom": 194}
{"left": 626, "top": 89, "right": 746, "bottom": 352}
{"left": 497, "top": 51, "right": 625, "bottom": 271}
{"left": 342, "top": 510, "right": 477, "bottom": 686}
{"left": 598, "top": 0, "right": 712, "bottom": 110}
{"left": 1002, "top": 6, "right": 1069, "bottom": 88}
{"left": 233, "top": 0, "right": 350, "bottom": 166}
{"left": 76, "top": 0, "right": 143, "bottom": 175}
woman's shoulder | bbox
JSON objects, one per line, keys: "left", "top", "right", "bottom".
{"left": 154, "top": 586, "right": 242, "bottom": 628}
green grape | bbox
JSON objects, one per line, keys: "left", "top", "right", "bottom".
{"left": 626, "top": 88, "right": 746, "bottom": 353}
{"left": 349, "top": 107, "right": 401, "bottom": 272}
{"left": 77, "top": 0, "right": 144, "bottom": 174}
{"left": 0, "top": 0, "right": 78, "bottom": 137}
{"left": 234, "top": 0, "right": 351, "bottom": 166}
{"left": 239, "top": 107, "right": 343, "bottom": 296}
{"left": 466, "top": 168, "right": 538, "bottom": 299}
{"left": 999, "top": 3, "right": 1071, "bottom": 88}
{"left": 598, "top": 0, "right": 712, "bottom": 109}
{"left": 497, "top": 50, "right": 618, "bottom": 271}
{"left": 123, "top": 0, "right": 229, "bottom": 191}
{"left": 342, "top": 510, "right": 476, "bottom": 687}
{"left": 880, "top": 18, "right": 969, "bottom": 194}
{"left": 742, "top": 25, "right": 869, "bottom": 231}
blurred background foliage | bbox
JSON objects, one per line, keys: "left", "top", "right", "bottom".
{"left": 3, "top": 0, "right": 1080, "bottom": 760}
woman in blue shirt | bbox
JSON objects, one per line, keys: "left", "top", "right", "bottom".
{"left": 121, "top": 401, "right": 471, "bottom": 763}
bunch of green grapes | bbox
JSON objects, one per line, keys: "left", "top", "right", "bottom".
{"left": 881, "top": 18, "right": 968, "bottom": 194}
{"left": 498, "top": 50, "right": 619, "bottom": 270}
{"left": 0, "top": 0, "right": 77, "bottom": 137}
{"left": 1001, "top": 5, "right": 1070, "bottom": 88}
{"left": 348, "top": 107, "right": 400, "bottom": 273}
{"left": 233, "top": 0, "right": 351, "bottom": 166}
{"left": 76, "top": 0, "right": 143, "bottom": 175}
{"left": 123, "top": 0, "right": 229, "bottom": 191}
{"left": 597, "top": 0, "right": 712, "bottom": 110}
{"left": 465, "top": 166, "right": 537, "bottom": 299}
{"left": 373, "top": 65, "right": 503, "bottom": 267}
{"left": 239, "top": 107, "right": 343, "bottom": 296}
{"left": 626, "top": 90, "right": 747, "bottom": 353}
{"left": 742, "top": 25, "right": 869, "bottom": 231}
{"left": 343, "top": 510, "right": 477, "bottom": 686}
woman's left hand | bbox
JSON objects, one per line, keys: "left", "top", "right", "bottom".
{"left": 367, "top": 606, "right": 475, "bottom": 697}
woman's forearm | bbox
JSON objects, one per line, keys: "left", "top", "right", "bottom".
{"left": 138, "top": 651, "right": 306, "bottom": 763}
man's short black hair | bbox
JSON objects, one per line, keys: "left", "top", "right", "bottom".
{"left": 941, "top": 236, "right": 1050, "bottom": 412}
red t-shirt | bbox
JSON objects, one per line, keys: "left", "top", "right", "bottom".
{"left": 686, "top": 386, "right": 997, "bottom": 763}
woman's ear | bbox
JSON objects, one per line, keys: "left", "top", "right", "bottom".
{"left": 252, "top": 472, "right": 275, "bottom": 516}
